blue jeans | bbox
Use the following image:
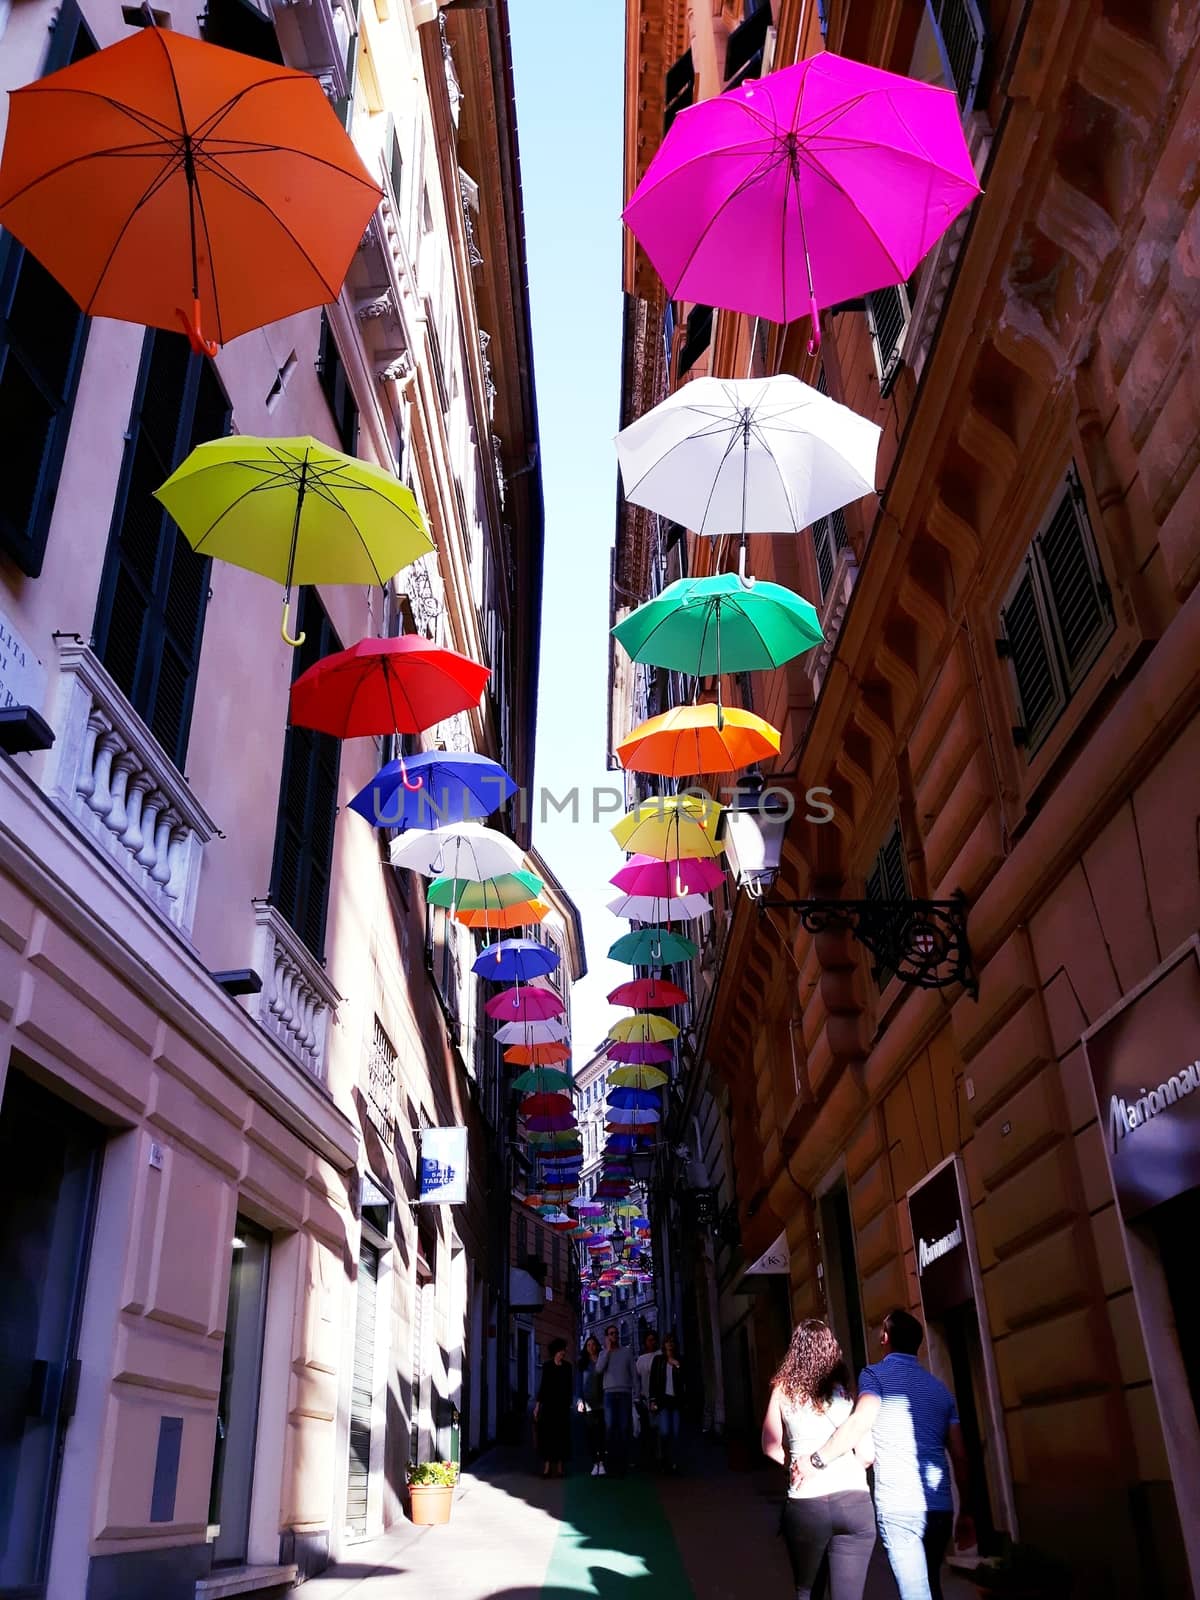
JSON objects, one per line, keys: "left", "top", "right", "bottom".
{"left": 603, "top": 1391, "right": 633, "bottom": 1474}
{"left": 877, "top": 1509, "right": 953, "bottom": 1600}
{"left": 655, "top": 1403, "right": 681, "bottom": 1457}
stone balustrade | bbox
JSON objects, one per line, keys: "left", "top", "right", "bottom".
{"left": 250, "top": 900, "right": 340, "bottom": 1081}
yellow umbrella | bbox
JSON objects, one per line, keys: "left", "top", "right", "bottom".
{"left": 611, "top": 794, "right": 725, "bottom": 860}
{"left": 155, "top": 435, "right": 434, "bottom": 645}
{"left": 607, "top": 1065, "right": 670, "bottom": 1089}
{"left": 607, "top": 1014, "right": 680, "bottom": 1044}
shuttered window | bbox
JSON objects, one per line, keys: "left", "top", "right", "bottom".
{"left": 928, "top": 0, "right": 987, "bottom": 113}
{"left": 318, "top": 312, "right": 359, "bottom": 454}
{"left": 200, "top": 0, "right": 283, "bottom": 62}
{"left": 346, "top": 1240, "right": 379, "bottom": 1534}
{"left": 677, "top": 304, "right": 713, "bottom": 378}
{"left": 866, "top": 284, "right": 911, "bottom": 393}
{"left": 724, "top": 2, "right": 772, "bottom": 89}
{"left": 94, "top": 331, "right": 231, "bottom": 770}
{"left": 812, "top": 506, "right": 850, "bottom": 601}
{"left": 998, "top": 467, "right": 1113, "bottom": 757}
{"left": 664, "top": 49, "right": 695, "bottom": 133}
{"left": 0, "top": 0, "right": 97, "bottom": 577}
{"left": 269, "top": 590, "right": 342, "bottom": 957}
{"left": 865, "top": 822, "right": 908, "bottom": 988}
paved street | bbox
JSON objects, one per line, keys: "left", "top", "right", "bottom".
{"left": 302, "top": 1443, "right": 981, "bottom": 1599}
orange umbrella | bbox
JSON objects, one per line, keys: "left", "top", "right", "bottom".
{"left": 455, "top": 900, "right": 549, "bottom": 930}
{"left": 0, "top": 26, "right": 381, "bottom": 354}
{"left": 505, "top": 1043, "right": 571, "bottom": 1066}
{"left": 616, "top": 703, "right": 780, "bottom": 776}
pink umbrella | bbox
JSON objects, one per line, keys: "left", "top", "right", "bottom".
{"left": 608, "top": 1041, "right": 674, "bottom": 1066}
{"left": 484, "top": 986, "right": 564, "bottom": 1021}
{"left": 623, "top": 51, "right": 980, "bottom": 349}
{"left": 606, "top": 977, "right": 689, "bottom": 1010}
{"left": 610, "top": 853, "right": 725, "bottom": 897}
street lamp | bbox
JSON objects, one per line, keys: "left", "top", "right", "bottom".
{"left": 628, "top": 1145, "right": 656, "bottom": 1187}
{"left": 716, "top": 773, "right": 790, "bottom": 895}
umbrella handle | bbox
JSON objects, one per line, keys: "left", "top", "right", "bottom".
{"left": 736, "top": 543, "right": 757, "bottom": 590}
{"left": 807, "top": 295, "right": 822, "bottom": 357}
{"left": 176, "top": 300, "right": 219, "bottom": 359}
{"left": 281, "top": 597, "right": 307, "bottom": 648}
{"left": 399, "top": 756, "right": 424, "bottom": 794}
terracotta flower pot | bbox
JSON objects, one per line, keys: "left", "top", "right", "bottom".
{"left": 408, "top": 1482, "right": 454, "bottom": 1525}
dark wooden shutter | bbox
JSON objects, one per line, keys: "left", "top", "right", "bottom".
{"left": 867, "top": 286, "right": 908, "bottom": 390}
{"left": 866, "top": 823, "right": 908, "bottom": 904}
{"left": 346, "top": 1240, "right": 379, "bottom": 1534}
{"left": 94, "top": 332, "right": 231, "bottom": 769}
{"left": 723, "top": 2, "right": 773, "bottom": 89}
{"left": 677, "top": 305, "right": 713, "bottom": 378}
{"left": 812, "top": 507, "right": 848, "bottom": 600}
{"left": 318, "top": 313, "right": 359, "bottom": 454}
{"left": 664, "top": 49, "right": 695, "bottom": 133}
{"left": 998, "top": 561, "right": 1064, "bottom": 751}
{"left": 270, "top": 590, "right": 342, "bottom": 957}
{"left": 929, "top": 0, "right": 987, "bottom": 112}
{"left": 0, "top": 0, "right": 97, "bottom": 577}
{"left": 200, "top": 0, "right": 284, "bottom": 63}
{"left": 1036, "top": 472, "right": 1112, "bottom": 687}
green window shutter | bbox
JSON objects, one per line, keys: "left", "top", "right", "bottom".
{"left": 998, "top": 560, "right": 1064, "bottom": 753}
{"left": 1034, "top": 471, "right": 1114, "bottom": 689}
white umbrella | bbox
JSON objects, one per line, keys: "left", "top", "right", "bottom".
{"left": 606, "top": 892, "right": 712, "bottom": 924}
{"left": 388, "top": 822, "right": 526, "bottom": 879}
{"left": 615, "top": 374, "right": 880, "bottom": 583}
{"left": 495, "top": 1019, "right": 571, "bottom": 1045}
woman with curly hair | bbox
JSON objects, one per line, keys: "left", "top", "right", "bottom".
{"left": 761, "top": 1319, "right": 876, "bottom": 1600}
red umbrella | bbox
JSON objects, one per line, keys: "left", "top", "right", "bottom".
{"left": 521, "top": 1114, "right": 578, "bottom": 1133}
{"left": 290, "top": 637, "right": 489, "bottom": 739}
{"left": 606, "top": 977, "right": 689, "bottom": 1010}
{"left": 519, "top": 1093, "right": 574, "bottom": 1119}
{"left": 485, "top": 987, "right": 564, "bottom": 1022}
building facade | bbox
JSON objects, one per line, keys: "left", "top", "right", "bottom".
{"left": 0, "top": 0, "right": 553, "bottom": 1596}
{"left": 616, "top": 1, "right": 1200, "bottom": 1593}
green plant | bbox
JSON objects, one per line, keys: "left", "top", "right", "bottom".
{"left": 406, "top": 1460, "right": 459, "bottom": 1488}
{"left": 971, "top": 1541, "right": 1070, "bottom": 1594}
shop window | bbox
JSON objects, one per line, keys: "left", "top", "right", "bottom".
{"left": 724, "top": 1, "right": 772, "bottom": 90}
{"left": 813, "top": 506, "right": 850, "bottom": 601}
{"left": 664, "top": 48, "right": 694, "bottom": 134}
{"left": 318, "top": 311, "right": 359, "bottom": 454}
{"left": 866, "top": 283, "right": 912, "bottom": 395}
{"left": 677, "top": 304, "right": 713, "bottom": 379}
{"left": 997, "top": 467, "right": 1114, "bottom": 758}
{"left": 0, "top": 0, "right": 96, "bottom": 578}
{"left": 94, "top": 331, "right": 231, "bottom": 771}
{"left": 269, "top": 590, "right": 342, "bottom": 957}
{"left": 199, "top": 0, "right": 283, "bottom": 63}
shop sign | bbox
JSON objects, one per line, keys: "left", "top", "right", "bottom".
{"left": 0, "top": 603, "right": 45, "bottom": 713}
{"left": 1083, "top": 940, "right": 1200, "bottom": 1222}
{"left": 745, "top": 1231, "right": 789, "bottom": 1275}
{"left": 418, "top": 1126, "right": 468, "bottom": 1204}
{"left": 908, "top": 1157, "right": 973, "bottom": 1319}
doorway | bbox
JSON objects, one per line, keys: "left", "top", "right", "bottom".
{"left": 209, "top": 1219, "right": 270, "bottom": 1565}
{"left": 1146, "top": 1185, "right": 1200, "bottom": 1431}
{"left": 0, "top": 1069, "right": 102, "bottom": 1599}
{"left": 818, "top": 1182, "right": 867, "bottom": 1379}
{"left": 939, "top": 1302, "right": 997, "bottom": 1552}
{"left": 346, "top": 1239, "right": 379, "bottom": 1536}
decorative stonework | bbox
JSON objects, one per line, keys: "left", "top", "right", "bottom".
{"left": 250, "top": 900, "right": 340, "bottom": 1080}
{"left": 45, "top": 641, "right": 216, "bottom": 937}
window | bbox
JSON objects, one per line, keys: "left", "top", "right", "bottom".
{"left": 866, "top": 284, "right": 912, "bottom": 394}
{"left": 516, "top": 1215, "right": 527, "bottom": 1258}
{"left": 332, "top": 0, "right": 361, "bottom": 129}
{"left": 724, "top": 2, "right": 772, "bottom": 89}
{"left": 318, "top": 312, "right": 359, "bottom": 454}
{"left": 865, "top": 822, "right": 908, "bottom": 987}
{"left": 552, "top": 1235, "right": 561, "bottom": 1285}
{"left": 677, "top": 304, "right": 713, "bottom": 379}
{"left": 664, "top": 49, "right": 694, "bottom": 133}
{"left": 94, "top": 331, "right": 231, "bottom": 770}
{"left": 0, "top": 0, "right": 96, "bottom": 577}
{"left": 925, "top": 0, "right": 987, "bottom": 113}
{"left": 998, "top": 467, "right": 1114, "bottom": 757}
{"left": 812, "top": 507, "right": 850, "bottom": 601}
{"left": 200, "top": 0, "right": 283, "bottom": 63}
{"left": 269, "top": 589, "right": 342, "bottom": 957}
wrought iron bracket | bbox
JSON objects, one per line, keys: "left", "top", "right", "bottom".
{"left": 760, "top": 889, "right": 978, "bottom": 997}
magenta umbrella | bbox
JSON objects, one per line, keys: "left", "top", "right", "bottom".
{"left": 610, "top": 853, "right": 725, "bottom": 898}
{"left": 623, "top": 51, "right": 980, "bottom": 349}
{"left": 607, "top": 1041, "right": 674, "bottom": 1066}
{"left": 484, "top": 986, "right": 564, "bottom": 1022}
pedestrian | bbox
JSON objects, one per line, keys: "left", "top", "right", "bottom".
{"left": 761, "top": 1319, "right": 876, "bottom": 1600}
{"left": 635, "top": 1329, "right": 660, "bottom": 1466}
{"left": 594, "top": 1323, "right": 636, "bottom": 1476}
{"left": 533, "top": 1337, "right": 573, "bottom": 1479}
{"left": 792, "top": 1309, "right": 974, "bottom": 1600}
{"left": 648, "top": 1333, "right": 685, "bottom": 1473}
{"left": 577, "top": 1335, "right": 607, "bottom": 1476}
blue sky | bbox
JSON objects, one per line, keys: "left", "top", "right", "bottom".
{"left": 509, "top": 0, "right": 628, "bottom": 1057}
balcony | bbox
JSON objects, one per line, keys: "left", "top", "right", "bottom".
{"left": 250, "top": 900, "right": 340, "bottom": 1080}
{"left": 44, "top": 641, "right": 216, "bottom": 938}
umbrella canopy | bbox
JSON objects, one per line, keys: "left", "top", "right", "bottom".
{"left": 350, "top": 753, "right": 515, "bottom": 830}
{"left": 605, "top": 1110, "right": 661, "bottom": 1129}
{"left": 510, "top": 1069, "right": 574, "bottom": 1094}
{"left": 607, "top": 1041, "right": 674, "bottom": 1066}
{"left": 292, "top": 636, "right": 490, "bottom": 738}
{"left": 157, "top": 438, "right": 433, "bottom": 644}
{"left": 617, "top": 704, "right": 780, "bottom": 776}
{"left": 525, "top": 1131, "right": 582, "bottom": 1149}
{"left": 472, "top": 939, "right": 560, "bottom": 982}
{"left": 390, "top": 823, "right": 525, "bottom": 880}
{"left": 521, "top": 1114, "right": 577, "bottom": 1133}
{"left": 608, "top": 1014, "right": 680, "bottom": 1044}
{"left": 608, "top": 1088, "right": 661, "bottom": 1110}
{"left": 455, "top": 899, "right": 550, "bottom": 930}
{"left": 608, "top": 1065, "right": 670, "bottom": 1089}
{"left": 0, "top": 27, "right": 381, "bottom": 353}
{"left": 484, "top": 987, "right": 564, "bottom": 1022}
{"left": 494, "top": 1019, "right": 569, "bottom": 1045}
{"left": 606, "top": 892, "right": 711, "bottom": 924}
{"left": 428, "top": 870, "right": 543, "bottom": 910}
{"left": 605, "top": 1135, "right": 661, "bottom": 1155}
{"left": 611, "top": 856, "right": 724, "bottom": 898}
{"left": 612, "top": 795, "right": 724, "bottom": 859}
{"left": 518, "top": 1092, "right": 573, "bottom": 1117}
{"left": 608, "top": 927, "right": 699, "bottom": 966}
{"left": 606, "top": 977, "right": 688, "bottom": 1010}
{"left": 614, "top": 573, "right": 823, "bottom": 678}
{"left": 622, "top": 51, "right": 981, "bottom": 337}
{"left": 504, "top": 1043, "right": 572, "bottom": 1066}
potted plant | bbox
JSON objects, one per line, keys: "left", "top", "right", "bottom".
{"left": 406, "top": 1460, "right": 459, "bottom": 1525}
{"left": 969, "top": 1541, "right": 1070, "bottom": 1598}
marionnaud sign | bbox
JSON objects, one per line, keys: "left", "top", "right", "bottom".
{"left": 0, "top": 603, "right": 45, "bottom": 714}
{"left": 745, "top": 1231, "right": 789, "bottom": 1276}
{"left": 1083, "top": 940, "right": 1200, "bottom": 1222}
{"left": 907, "top": 1157, "right": 973, "bottom": 1320}
{"left": 418, "top": 1126, "right": 468, "bottom": 1205}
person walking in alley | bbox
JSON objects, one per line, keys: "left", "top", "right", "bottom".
{"left": 595, "top": 1323, "right": 636, "bottom": 1476}
{"left": 533, "top": 1338, "right": 573, "bottom": 1478}
{"left": 793, "top": 1309, "right": 973, "bottom": 1600}
{"left": 649, "top": 1333, "right": 685, "bottom": 1473}
{"left": 577, "top": 1335, "right": 607, "bottom": 1476}
{"left": 762, "top": 1319, "right": 876, "bottom": 1600}
{"left": 635, "top": 1329, "right": 659, "bottom": 1467}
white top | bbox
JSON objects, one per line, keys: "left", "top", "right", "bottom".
{"left": 635, "top": 1351, "right": 657, "bottom": 1399}
{"left": 781, "top": 1392, "right": 869, "bottom": 1499}
{"left": 664, "top": 1364, "right": 676, "bottom": 1398}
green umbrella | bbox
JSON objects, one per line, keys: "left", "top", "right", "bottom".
{"left": 510, "top": 1068, "right": 575, "bottom": 1094}
{"left": 427, "top": 869, "right": 543, "bottom": 909}
{"left": 612, "top": 573, "right": 822, "bottom": 676}
{"left": 608, "top": 926, "right": 699, "bottom": 966}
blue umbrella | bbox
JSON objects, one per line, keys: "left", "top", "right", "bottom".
{"left": 472, "top": 937, "right": 560, "bottom": 982}
{"left": 607, "top": 1087, "right": 661, "bottom": 1110}
{"left": 349, "top": 751, "right": 516, "bottom": 830}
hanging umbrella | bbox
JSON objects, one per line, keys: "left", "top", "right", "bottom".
{"left": 428, "top": 870, "right": 543, "bottom": 910}
{"left": 606, "top": 977, "right": 688, "bottom": 1010}
{"left": 350, "top": 752, "right": 515, "bottom": 830}
{"left": 606, "top": 1135, "right": 660, "bottom": 1155}
{"left": 618, "top": 704, "right": 780, "bottom": 773}
{"left": 606, "top": 892, "right": 711, "bottom": 924}
{"left": 0, "top": 26, "right": 382, "bottom": 355}
{"left": 485, "top": 986, "right": 564, "bottom": 1022}
{"left": 611, "top": 795, "right": 724, "bottom": 860}
{"left": 608, "top": 927, "right": 699, "bottom": 966}
{"left": 293, "top": 636, "right": 489, "bottom": 738}
{"left": 605, "top": 1112, "right": 661, "bottom": 1129}
{"left": 608, "top": 1088, "right": 661, "bottom": 1110}
{"left": 614, "top": 573, "right": 823, "bottom": 677}
{"left": 622, "top": 51, "right": 981, "bottom": 345}
{"left": 611, "top": 856, "right": 724, "bottom": 898}
{"left": 495, "top": 1019, "right": 569, "bottom": 1045}
{"left": 504, "top": 1043, "right": 572, "bottom": 1066}
{"left": 608, "top": 1015, "right": 679, "bottom": 1044}
{"left": 390, "top": 823, "right": 525, "bottom": 879}
{"left": 607, "top": 1041, "right": 674, "bottom": 1066}
{"left": 472, "top": 939, "right": 559, "bottom": 982}
{"left": 523, "top": 1129, "right": 580, "bottom": 1148}
{"left": 608, "top": 1065, "right": 670, "bottom": 1090}
{"left": 157, "top": 438, "right": 434, "bottom": 645}
{"left": 510, "top": 1068, "right": 574, "bottom": 1094}
{"left": 521, "top": 1114, "right": 577, "bottom": 1133}
{"left": 456, "top": 899, "right": 550, "bottom": 930}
